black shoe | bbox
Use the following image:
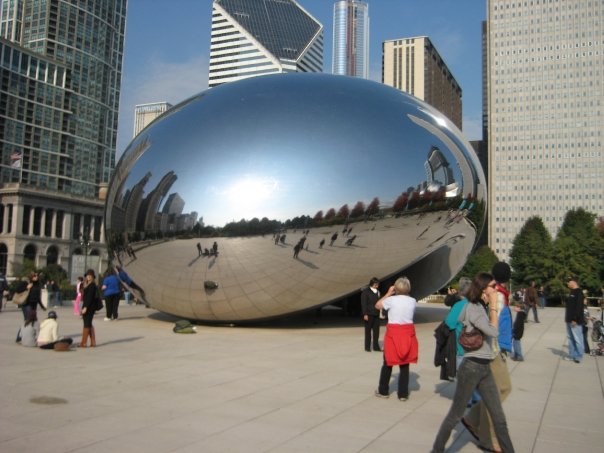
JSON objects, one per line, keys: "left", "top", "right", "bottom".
{"left": 365, "top": 348, "right": 371, "bottom": 352}
{"left": 373, "top": 347, "right": 382, "bottom": 352}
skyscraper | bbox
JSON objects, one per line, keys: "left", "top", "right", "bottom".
{"left": 382, "top": 36, "right": 462, "bottom": 130}
{"left": 487, "top": 0, "right": 604, "bottom": 260}
{"left": 134, "top": 102, "right": 173, "bottom": 138}
{"left": 332, "top": 0, "right": 369, "bottom": 78}
{"left": 0, "top": 0, "right": 127, "bottom": 277}
{"left": 208, "top": 0, "right": 324, "bottom": 88}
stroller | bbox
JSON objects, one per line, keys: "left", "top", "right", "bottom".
{"left": 589, "top": 310, "right": 604, "bottom": 356}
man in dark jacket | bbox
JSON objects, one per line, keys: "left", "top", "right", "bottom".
{"left": 565, "top": 276, "right": 585, "bottom": 363}
{"left": 525, "top": 281, "right": 540, "bottom": 323}
{"left": 361, "top": 277, "right": 381, "bottom": 352}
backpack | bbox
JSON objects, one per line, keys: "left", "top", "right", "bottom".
{"left": 94, "top": 285, "right": 104, "bottom": 311}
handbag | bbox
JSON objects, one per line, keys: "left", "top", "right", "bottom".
{"left": 458, "top": 304, "right": 484, "bottom": 352}
{"left": 459, "top": 325, "right": 484, "bottom": 351}
{"left": 12, "top": 290, "right": 29, "bottom": 306}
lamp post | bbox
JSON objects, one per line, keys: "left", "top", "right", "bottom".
{"left": 79, "top": 227, "right": 90, "bottom": 272}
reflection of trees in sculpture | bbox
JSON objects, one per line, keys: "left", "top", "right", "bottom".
{"left": 337, "top": 204, "right": 350, "bottom": 219}
{"left": 313, "top": 210, "right": 324, "bottom": 222}
{"left": 324, "top": 208, "right": 336, "bottom": 220}
{"left": 365, "top": 197, "right": 380, "bottom": 217}
{"left": 351, "top": 201, "right": 365, "bottom": 218}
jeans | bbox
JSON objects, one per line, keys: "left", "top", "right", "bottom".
{"left": 529, "top": 304, "right": 539, "bottom": 322}
{"left": 566, "top": 322, "right": 584, "bottom": 361}
{"left": 432, "top": 359, "right": 514, "bottom": 453}
{"left": 512, "top": 339, "right": 523, "bottom": 360}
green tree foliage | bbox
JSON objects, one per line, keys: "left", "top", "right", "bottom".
{"left": 553, "top": 208, "right": 604, "bottom": 294}
{"left": 509, "top": 216, "right": 555, "bottom": 287}
{"left": 455, "top": 245, "right": 499, "bottom": 282}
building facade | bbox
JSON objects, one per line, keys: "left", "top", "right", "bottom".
{"left": 332, "top": 0, "right": 369, "bottom": 79}
{"left": 208, "top": 0, "right": 323, "bottom": 88}
{"left": 382, "top": 36, "right": 463, "bottom": 130}
{"left": 0, "top": 0, "right": 127, "bottom": 278}
{"left": 133, "top": 102, "right": 172, "bottom": 138}
{"left": 487, "top": 0, "right": 604, "bottom": 260}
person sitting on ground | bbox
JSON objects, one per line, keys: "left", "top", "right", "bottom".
{"left": 17, "top": 311, "right": 38, "bottom": 347}
{"left": 37, "top": 311, "right": 73, "bottom": 350}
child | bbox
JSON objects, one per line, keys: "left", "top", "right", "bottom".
{"left": 512, "top": 302, "right": 527, "bottom": 361}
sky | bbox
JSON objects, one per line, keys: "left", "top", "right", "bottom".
{"left": 116, "top": 0, "right": 487, "bottom": 155}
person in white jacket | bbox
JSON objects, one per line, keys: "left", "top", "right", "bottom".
{"left": 37, "top": 311, "right": 73, "bottom": 350}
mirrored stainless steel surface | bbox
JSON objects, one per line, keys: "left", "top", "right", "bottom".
{"left": 106, "top": 73, "right": 486, "bottom": 322}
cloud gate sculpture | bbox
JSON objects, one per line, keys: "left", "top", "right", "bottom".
{"left": 106, "top": 74, "right": 486, "bottom": 323}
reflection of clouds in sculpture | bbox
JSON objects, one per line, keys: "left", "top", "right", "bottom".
{"left": 106, "top": 73, "right": 487, "bottom": 322}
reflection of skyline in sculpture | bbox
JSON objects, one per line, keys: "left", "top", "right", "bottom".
{"left": 424, "top": 146, "right": 459, "bottom": 197}
{"left": 105, "top": 74, "right": 486, "bottom": 322}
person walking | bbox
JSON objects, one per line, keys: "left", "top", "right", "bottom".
{"left": 80, "top": 269, "right": 99, "bottom": 348}
{"left": 374, "top": 277, "right": 418, "bottom": 401}
{"left": 20, "top": 272, "right": 46, "bottom": 321}
{"left": 361, "top": 277, "right": 382, "bottom": 352}
{"left": 565, "top": 276, "right": 585, "bottom": 363}
{"left": 463, "top": 262, "right": 514, "bottom": 453}
{"left": 525, "top": 281, "right": 540, "bottom": 323}
{"left": 101, "top": 267, "right": 121, "bottom": 321}
{"left": 431, "top": 273, "right": 515, "bottom": 453}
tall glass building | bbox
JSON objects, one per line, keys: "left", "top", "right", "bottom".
{"left": 332, "top": 0, "right": 369, "bottom": 79}
{"left": 487, "top": 0, "right": 604, "bottom": 260}
{"left": 0, "top": 0, "right": 126, "bottom": 277}
{"left": 209, "top": 0, "right": 324, "bottom": 88}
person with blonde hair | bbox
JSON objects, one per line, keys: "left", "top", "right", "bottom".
{"left": 373, "top": 277, "right": 418, "bottom": 401}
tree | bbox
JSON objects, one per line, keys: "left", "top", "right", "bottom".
{"left": 324, "top": 208, "right": 336, "bottom": 220}
{"left": 337, "top": 204, "right": 350, "bottom": 219}
{"left": 365, "top": 197, "right": 380, "bottom": 217}
{"left": 509, "top": 216, "right": 556, "bottom": 287}
{"left": 392, "top": 193, "right": 407, "bottom": 213}
{"left": 350, "top": 201, "right": 365, "bottom": 218}
{"left": 553, "top": 208, "right": 604, "bottom": 294}
{"left": 454, "top": 245, "right": 499, "bottom": 283}
{"left": 313, "top": 210, "right": 324, "bottom": 222}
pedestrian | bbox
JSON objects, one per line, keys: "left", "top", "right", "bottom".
{"left": 102, "top": 267, "right": 121, "bottom": 321}
{"left": 79, "top": 269, "right": 98, "bottom": 348}
{"left": 538, "top": 285, "right": 546, "bottom": 308}
{"left": 196, "top": 242, "right": 202, "bottom": 256}
{"left": 525, "top": 281, "right": 539, "bottom": 322}
{"left": 361, "top": 277, "right": 381, "bottom": 352}
{"left": 20, "top": 272, "right": 46, "bottom": 322}
{"left": 564, "top": 276, "right": 585, "bottom": 363}
{"left": 319, "top": 238, "right": 325, "bottom": 248}
{"left": 0, "top": 271, "right": 8, "bottom": 311}
{"left": 511, "top": 301, "right": 526, "bottom": 361}
{"left": 431, "top": 272, "right": 515, "bottom": 453}
{"left": 330, "top": 232, "right": 338, "bottom": 246}
{"left": 212, "top": 241, "right": 218, "bottom": 255}
{"left": 463, "top": 262, "right": 514, "bottom": 453}
{"left": 74, "top": 276, "right": 83, "bottom": 316}
{"left": 374, "top": 277, "right": 418, "bottom": 401}
{"left": 293, "top": 242, "right": 302, "bottom": 259}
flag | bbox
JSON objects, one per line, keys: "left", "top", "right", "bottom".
{"left": 10, "top": 151, "right": 22, "bottom": 168}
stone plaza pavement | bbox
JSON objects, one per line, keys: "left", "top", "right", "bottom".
{"left": 0, "top": 301, "right": 602, "bottom": 453}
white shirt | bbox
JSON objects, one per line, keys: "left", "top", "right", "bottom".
{"left": 37, "top": 319, "right": 58, "bottom": 345}
{"left": 382, "top": 294, "right": 416, "bottom": 324}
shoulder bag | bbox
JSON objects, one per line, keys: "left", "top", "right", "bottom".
{"left": 459, "top": 305, "right": 484, "bottom": 352}
{"left": 12, "top": 290, "right": 29, "bottom": 306}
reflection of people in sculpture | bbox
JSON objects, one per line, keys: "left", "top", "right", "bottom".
{"left": 293, "top": 242, "right": 302, "bottom": 259}
{"left": 345, "top": 235, "right": 357, "bottom": 246}
{"left": 319, "top": 239, "right": 325, "bottom": 248}
{"left": 374, "top": 277, "right": 418, "bottom": 401}
{"left": 361, "top": 277, "right": 381, "bottom": 352}
{"left": 196, "top": 242, "right": 202, "bottom": 256}
{"left": 347, "top": 226, "right": 353, "bottom": 237}
{"left": 212, "top": 241, "right": 218, "bottom": 256}
{"left": 116, "top": 265, "right": 146, "bottom": 305}
{"left": 330, "top": 233, "right": 338, "bottom": 246}
{"left": 280, "top": 234, "right": 286, "bottom": 244}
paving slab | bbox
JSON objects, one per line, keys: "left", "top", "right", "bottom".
{"left": 0, "top": 301, "right": 602, "bottom": 452}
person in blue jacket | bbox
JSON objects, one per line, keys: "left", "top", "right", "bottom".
{"left": 101, "top": 267, "right": 121, "bottom": 321}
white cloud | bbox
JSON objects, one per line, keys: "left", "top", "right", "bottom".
{"left": 116, "top": 55, "right": 209, "bottom": 155}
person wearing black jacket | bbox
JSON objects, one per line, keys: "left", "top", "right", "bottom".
{"left": 21, "top": 272, "right": 46, "bottom": 321}
{"left": 361, "top": 277, "right": 382, "bottom": 352}
{"left": 80, "top": 269, "right": 98, "bottom": 347}
{"left": 565, "top": 276, "right": 585, "bottom": 363}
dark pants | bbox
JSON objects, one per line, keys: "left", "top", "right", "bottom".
{"left": 39, "top": 338, "right": 73, "bottom": 349}
{"left": 82, "top": 310, "right": 95, "bottom": 328}
{"left": 364, "top": 315, "right": 381, "bottom": 351}
{"left": 432, "top": 358, "right": 514, "bottom": 453}
{"left": 529, "top": 304, "right": 539, "bottom": 322}
{"left": 378, "top": 361, "right": 409, "bottom": 399}
{"left": 583, "top": 324, "right": 590, "bottom": 354}
{"left": 105, "top": 294, "right": 120, "bottom": 319}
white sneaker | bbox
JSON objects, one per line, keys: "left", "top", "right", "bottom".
{"left": 104, "top": 317, "right": 111, "bottom": 321}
